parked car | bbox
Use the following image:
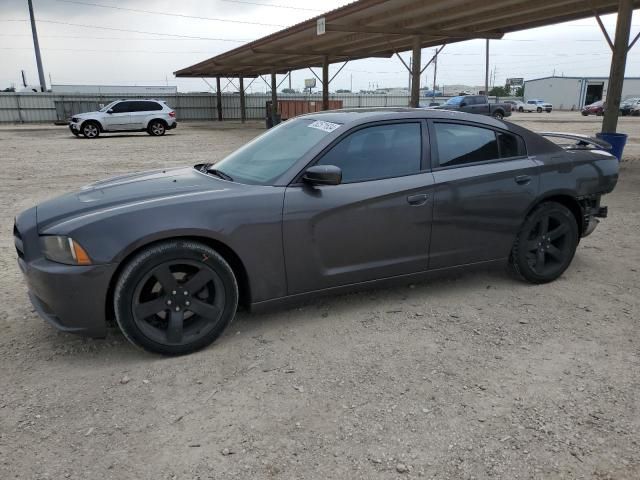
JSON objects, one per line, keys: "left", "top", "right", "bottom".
{"left": 524, "top": 99, "right": 553, "bottom": 113}
{"left": 15, "top": 109, "right": 618, "bottom": 355}
{"left": 504, "top": 100, "right": 526, "bottom": 112}
{"left": 432, "top": 95, "right": 512, "bottom": 119}
{"left": 581, "top": 100, "right": 605, "bottom": 116}
{"left": 620, "top": 97, "right": 640, "bottom": 116}
{"left": 69, "top": 99, "right": 177, "bottom": 139}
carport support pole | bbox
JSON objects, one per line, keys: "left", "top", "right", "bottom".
{"left": 322, "top": 56, "right": 329, "bottom": 110}
{"left": 602, "top": 0, "right": 633, "bottom": 133}
{"left": 271, "top": 72, "right": 278, "bottom": 123}
{"left": 239, "top": 76, "right": 246, "bottom": 123}
{"left": 215, "top": 77, "right": 223, "bottom": 121}
{"left": 410, "top": 36, "right": 421, "bottom": 108}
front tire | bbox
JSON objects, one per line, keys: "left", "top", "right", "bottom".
{"left": 509, "top": 202, "right": 579, "bottom": 284}
{"left": 114, "top": 240, "right": 239, "bottom": 355}
{"left": 81, "top": 121, "right": 100, "bottom": 139}
{"left": 148, "top": 120, "right": 166, "bottom": 136}
{"left": 537, "top": 107, "right": 543, "bottom": 113}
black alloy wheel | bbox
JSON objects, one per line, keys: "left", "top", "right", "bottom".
{"left": 114, "top": 241, "right": 238, "bottom": 355}
{"left": 510, "top": 202, "right": 579, "bottom": 284}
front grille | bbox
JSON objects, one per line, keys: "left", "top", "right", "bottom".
{"left": 13, "top": 221, "right": 24, "bottom": 259}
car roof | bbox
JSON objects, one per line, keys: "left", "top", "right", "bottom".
{"left": 300, "top": 107, "right": 509, "bottom": 129}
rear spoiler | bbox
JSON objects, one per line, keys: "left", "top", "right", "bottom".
{"left": 539, "top": 132, "right": 612, "bottom": 151}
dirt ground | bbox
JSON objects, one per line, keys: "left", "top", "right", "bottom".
{"left": 0, "top": 112, "right": 638, "bottom": 480}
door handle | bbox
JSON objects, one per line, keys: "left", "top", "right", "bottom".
{"left": 406, "top": 193, "right": 429, "bottom": 206}
{"left": 514, "top": 175, "right": 532, "bottom": 185}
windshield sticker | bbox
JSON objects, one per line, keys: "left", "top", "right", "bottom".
{"left": 307, "top": 120, "right": 341, "bottom": 133}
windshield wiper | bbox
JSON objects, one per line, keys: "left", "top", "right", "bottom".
{"left": 205, "top": 167, "right": 233, "bottom": 182}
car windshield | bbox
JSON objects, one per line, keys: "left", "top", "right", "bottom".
{"left": 211, "top": 118, "right": 341, "bottom": 185}
{"left": 99, "top": 101, "right": 119, "bottom": 112}
{"left": 445, "top": 96, "right": 464, "bottom": 106}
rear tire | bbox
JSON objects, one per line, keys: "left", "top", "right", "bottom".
{"left": 114, "top": 240, "right": 238, "bottom": 355}
{"left": 492, "top": 111, "right": 504, "bottom": 120}
{"left": 518, "top": 107, "right": 524, "bottom": 112}
{"left": 81, "top": 121, "right": 100, "bottom": 139}
{"left": 509, "top": 202, "right": 579, "bottom": 284}
{"left": 148, "top": 120, "right": 166, "bottom": 136}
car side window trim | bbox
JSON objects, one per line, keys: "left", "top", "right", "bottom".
{"left": 289, "top": 119, "right": 431, "bottom": 186}
{"left": 427, "top": 119, "right": 527, "bottom": 171}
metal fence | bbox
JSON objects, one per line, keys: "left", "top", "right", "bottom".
{"left": 0, "top": 92, "right": 518, "bottom": 123}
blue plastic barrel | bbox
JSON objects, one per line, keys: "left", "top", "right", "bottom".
{"left": 596, "top": 132, "right": 628, "bottom": 161}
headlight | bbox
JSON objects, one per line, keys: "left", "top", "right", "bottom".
{"left": 41, "top": 236, "right": 92, "bottom": 265}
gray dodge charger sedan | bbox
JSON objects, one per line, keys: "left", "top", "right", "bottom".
{"left": 15, "top": 109, "right": 618, "bottom": 355}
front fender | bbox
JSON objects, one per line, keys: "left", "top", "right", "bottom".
{"left": 49, "top": 188, "right": 288, "bottom": 303}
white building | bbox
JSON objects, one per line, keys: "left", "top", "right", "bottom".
{"left": 523, "top": 76, "right": 640, "bottom": 110}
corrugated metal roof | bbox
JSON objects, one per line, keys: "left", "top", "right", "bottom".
{"left": 525, "top": 75, "right": 640, "bottom": 82}
{"left": 175, "top": 0, "right": 640, "bottom": 78}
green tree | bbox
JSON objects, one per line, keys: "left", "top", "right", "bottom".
{"left": 489, "top": 86, "right": 509, "bottom": 97}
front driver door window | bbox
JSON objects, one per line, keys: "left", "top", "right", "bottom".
{"left": 282, "top": 121, "right": 436, "bottom": 294}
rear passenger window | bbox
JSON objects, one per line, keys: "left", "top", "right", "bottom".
{"left": 317, "top": 123, "right": 422, "bottom": 183}
{"left": 141, "top": 101, "right": 163, "bottom": 111}
{"left": 434, "top": 123, "right": 499, "bottom": 167}
{"left": 497, "top": 131, "right": 524, "bottom": 158}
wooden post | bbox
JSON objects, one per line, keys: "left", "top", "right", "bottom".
{"left": 215, "top": 76, "right": 223, "bottom": 121}
{"left": 239, "top": 76, "right": 246, "bottom": 123}
{"left": 271, "top": 71, "right": 278, "bottom": 122}
{"left": 322, "top": 56, "right": 329, "bottom": 110}
{"left": 410, "top": 36, "right": 421, "bottom": 108}
{"left": 602, "top": 0, "right": 633, "bottom": 133}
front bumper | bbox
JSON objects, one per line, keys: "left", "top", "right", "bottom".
{"left": 15, "top": 208, "right": 115, "bottom": 338}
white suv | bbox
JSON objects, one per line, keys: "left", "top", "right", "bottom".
{"left": 524, "top": 99, "right": 553, "bottom": 113}
{"left": 69, "top": 99, "right": 177, "bottom": 138}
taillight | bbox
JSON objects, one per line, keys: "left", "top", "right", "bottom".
{"left": 169, "top": 111, "right": 176, "bottom": 118}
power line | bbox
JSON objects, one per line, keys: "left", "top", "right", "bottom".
{"left": 219, "top": 0, "right": 323, "bottom": 11}
{"left": 0, "top": 33, "right": 239, "bottom": 41}
{"left": 53, "top": 0, "right": 285, "bottom": 27}
{"left": 0, "top": 47, "right": 223, "bottom": 54}
{"left": 1, "top": 19, "right": 250, "bottom": 42}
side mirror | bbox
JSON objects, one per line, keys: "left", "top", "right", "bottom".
{"left": 107, "top": 109, "right": 114, "bottom": 114}
{"left": 302, "top": 165, "right": 342, "bottom": 186}
{"left": 459, "top": 102, "right": 467, "bottom": 107}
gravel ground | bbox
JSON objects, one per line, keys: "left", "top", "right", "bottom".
{"left": 1, "top": 112, "right": 639, "bottom": 480}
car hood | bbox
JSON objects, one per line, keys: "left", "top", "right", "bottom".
{"left": 73, "top": 111, "right": 101, "bottom": 118}
{"left": 36, "top": 166, "right": 231, "bottom": 231}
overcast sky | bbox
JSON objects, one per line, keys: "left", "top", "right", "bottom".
{"left": 1, "top": 0, "right": 639, "bottom": 93}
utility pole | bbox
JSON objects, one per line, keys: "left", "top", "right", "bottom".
{"left": 484, "top": 39, "right": 489, "bottom": 95}
{"left": 432, "top": 48, "right": 438, "bottom": 102}
{"left": 27, "top": 0, "right": 47, "bottom": 92}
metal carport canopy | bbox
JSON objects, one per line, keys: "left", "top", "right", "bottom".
{"left": 174, "top": 0, "right": 639, "bottom": 129}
